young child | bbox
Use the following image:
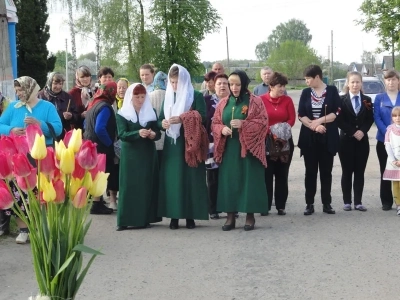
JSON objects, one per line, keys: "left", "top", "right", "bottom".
{"left": 383, "top": 106, "right": 400, "bottom": 215}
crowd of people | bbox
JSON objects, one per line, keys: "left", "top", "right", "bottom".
{"left": 1, "top": 60, "right": 400, "bottom": 243}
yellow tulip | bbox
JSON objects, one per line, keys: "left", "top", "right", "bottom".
{"left": 69, "top": 129, "right": 82, "bottom": 153}
{"left": 37, "top": 172, "right": 47, "bottom": 191}
{"left": 69, "top": 177, "right": 81, "bottom": 199}
{"left": 30, "top": 134, "right": 47, "bottom": 160}
{"left": 60, "top": 148, "right": 75, "bottom": 175}
{"left": 42, "top": 178, "right": 56, "bottom": 202}
{"left": 89, "top": 172, "right": 109, "bottom": 197}
{"left": 55, "top": 140, "right": 66, "bottom": 161}
{"left": 81, "top": 171, "right": 92, "bottom": 190}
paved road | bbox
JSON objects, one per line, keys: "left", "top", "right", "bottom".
{"left": 1, "top": 90, "right": 400, "bottom": 300}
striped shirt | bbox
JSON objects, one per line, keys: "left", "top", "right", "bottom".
{"left": 311, "top": 88, "right": 326, "bottom": 119}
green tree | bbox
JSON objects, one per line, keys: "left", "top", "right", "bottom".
{"left": 150, "top": 0, "right": 221, "bottom": 75}
{"left": 266, "top": 41, "right": 321, "bottom": 79}
{"left": 53, "top": 50, "right": 74, "bottom": 73}
{"left": 258, "top": 19, "right": 312, "bottom": 58}
{"left": 255, "top": 42, "right": 269, "bottom": 62}
{"left": 358, "top": 0, "right": 400, "bottom": 68}
{"left": 15, "top": 0, "right": 55, "bottom": 87}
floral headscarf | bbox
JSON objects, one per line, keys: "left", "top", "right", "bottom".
{"left": 153, "top": 71, "right": 167, "bottom": 91}
{"left": 14, "top": 76, "right": 40, "bottom": 113}
{"left": 44, "top": 72, "right": 64, "bottom": 98}
{"left": 75, "top": 65, "right": 93, "bottom": 108}
{"left": 87, "top": 81, "right": 117, "bottom": 111}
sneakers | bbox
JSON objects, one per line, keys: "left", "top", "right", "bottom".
{"left": 343, "top": 204, "right": 352, "bottom": 211}
{"left": 209, "top": 213, "right": 219, "bottom": 220}
{"left": 109, "top": 202, "right": 117, "bottom": 211}
{"left": 397, "top": 207, "right": 400, "bottom": 216}
{"left": 90, "top": 201, "right": 113, "bottom": 215}
{"left": 354, "top": 204, "right": 367, "bottom": 212}
{"left": 16, "top": 232, "right": 29, "bottom": 244}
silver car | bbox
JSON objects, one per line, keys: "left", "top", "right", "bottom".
{"left": 334, "top": 76, "right": 385, "bottom": 103}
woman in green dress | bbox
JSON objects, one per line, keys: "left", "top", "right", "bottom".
{"left": 212, "top": 70, "right": 269, "bottom": 231}
{"left": 116, "top": 83, "right": 161, "bottom": 231}
{"left": 158, "top": 64, "right": 209, "bottom": 230}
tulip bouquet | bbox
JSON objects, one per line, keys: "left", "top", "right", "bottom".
{"left": 0, "top": 124, "right": 108, "bottom": 300}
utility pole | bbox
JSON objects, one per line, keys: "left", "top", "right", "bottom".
{"left": 330, "top": 30, "right": 334, "bottom": 83}
{"left": 65, "top": 39, "right": 69, "bottom": 90}
{"left": 226, "top": 26, "right": 230, "bottom": 72}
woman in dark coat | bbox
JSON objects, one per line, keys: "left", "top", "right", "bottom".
{"left": 297, "top": 65, "right": 341, "bottom": 215}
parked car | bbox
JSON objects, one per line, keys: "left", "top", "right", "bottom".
{"left": 334, "top": 76, "right": 385, "bottom": 103}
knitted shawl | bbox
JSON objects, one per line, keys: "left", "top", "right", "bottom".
{"left": 212, "top": 93, "right": 269, "bottom": 167}
{"left": 180, "top": 110, "right": 209, "bottom": 168}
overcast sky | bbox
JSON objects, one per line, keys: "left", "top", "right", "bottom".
{"left": 47, "top": 0, "right": 388, "bottom": 65}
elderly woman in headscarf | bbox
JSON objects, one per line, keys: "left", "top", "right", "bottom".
{"left": 150, "top": 71, "right": 167, "bottom": 164}
{"left": 212, "top": 70, "right": 269, "bottom": 231}
{"left": 0, "top": 76, "right": 62, "bottom": 244}
{"left": 116, "top": 83, "right": 161, "bottom": 230}
{"left": 69, "top": 65, "right": 94, "bottom": 129}
{"left": 158, "top": 64, "right": 209, "bottom": 230}
{"left": 116, "top": 78, "right": 130, "bottom": 109}
{"left": 38, "top": 72, "right": 79, "bottom": 139}
{"left": 84, "top": 81, "right": 118, "bottom": 215}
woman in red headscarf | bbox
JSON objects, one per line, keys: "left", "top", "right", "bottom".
{"left": 84, "top": 81, "right": 119, "bottom": 215}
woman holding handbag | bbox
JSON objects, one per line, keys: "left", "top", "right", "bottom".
{"left": 260, "top": 72, "right": 296, "bottom": 215}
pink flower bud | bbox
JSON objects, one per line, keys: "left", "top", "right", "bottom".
{"left": 0, "top": 152, "right": 13, "bottom": 179}
{"left": 12, "top": 153, "right": 34, "bottom": 177}
{"left": 77, "top": 140, "right": 98, "bottom": 170}
{"left": 0, "top": 187, "right": 13, "bottom": 210}
{"left": 26, "top": 124, "right": 43, "bottom": 151}
{"left": 16, "top": 168, "right": 37, "bottom": 192}
{"left": 72, "top": 187, "right": 88, "bottom": 208}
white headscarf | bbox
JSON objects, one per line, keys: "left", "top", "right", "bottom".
{"left": 164, "top": 64, "right": 194, "bottom": 143}
{"left": 118, "top": 83, "right": 157, "bottom": 127}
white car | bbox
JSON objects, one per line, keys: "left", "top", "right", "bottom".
{"left": 334, "top": 76, "right": 385, "bottom": 103}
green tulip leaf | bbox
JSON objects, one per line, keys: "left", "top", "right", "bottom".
{"left": 72, "top": 244, "right": 103, "bottom": 255}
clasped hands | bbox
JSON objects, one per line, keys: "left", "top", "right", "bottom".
{"left": 11, "top": 116, "right": 41, "bottom": 136}
{"left": 162, "top": 116, "right": 181, "bottom": 130}
{"left": 139, "top": 129, "right": 156, "bottom": 139}
{"left": 308, "top": 119, "right": 326, "bottom": 134}
{"left": 222, "top": 119, "right": 243, "bottom": 136}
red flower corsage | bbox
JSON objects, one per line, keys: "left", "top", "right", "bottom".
{"left": 363, "top": 100, "right": 372, "bottom": 110}
{"left": 241, "top": 105, "right": 248, "bottom": 114}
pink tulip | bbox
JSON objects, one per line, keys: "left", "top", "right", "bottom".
{"left": 72, "top": 187, "right": 88, "bottom": 208}
{"left": 10, "top": 132, "right": 29, "bottom": 155}
{"left": 77, "top": 140, "right": 98, "bottom": 170}
{"left": 41, "top": 147, "right": 56, "bottom": 178}
{"left": 0, "top": 180, "right": 8, "bottom": 190}
{"left": 16, "top": 168, "right": 37, "bottom": 192}
{"left": 0, "top": 187, "right": 13, "bottom": 210}
{"left": 72, "top": 157, "right": 86, "bottom": 180}
{"left": 89, "top": 153, "right": 106, "bottom": 180}
{"left": 53, "top": 179, "right": 65, "bottom": 204}
{"left": 26, "top": 124, "right": 43, "bottom": 151}
{"left": 0, "top": 152, "right": 13, "bottom": 179}
{"left": 12, "top": 153, "right": 34, "bottom": 177}
{"left": 0, "top": 136, "right": 17, "bottom": 156}
{"left": 63, "top": 130, "right": 73, "bottom": 147}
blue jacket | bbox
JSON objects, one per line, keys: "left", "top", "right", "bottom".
{"left": 373, "top": 92, "right": 400, "bottom": 142}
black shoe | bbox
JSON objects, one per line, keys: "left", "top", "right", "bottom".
{"left": 100, "top": 195, "right": 107, "bottom": 204}
{"left": 304, "top": 204, "right": 314, "bottom": 215}
{"left": 210, "top": 213, "right": 219, "bottom": 220}
{"left": 234, "top": 213, "right": 239, "bottom": 219}
{"left": 277, "top": 209, "right": 286, "bottom": 216}
{"left": 244, "top": 220, "right": 255, "bottom": 231}
{"left": 222, "top": 220, "right": 235, "bottom": 231}
{"left": 186, "top": 219, "right": 196, "bottom": 229}
{"left": 323, "top": 204, "right": 336, "bottom": 214}
{"left": 116, "top": 226, "right": 127, "bottom": 231}
{"left": 169, "top": 219, "right": 179, "bottom": 230}
{"left": 90, "top": 202, "right": 113, "bottom": 215}
{"left": 382, "top": 205, "right": 392, "bottom": 211}
{"left": 260, "top": 212, "right": 269, "bottom": 216}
